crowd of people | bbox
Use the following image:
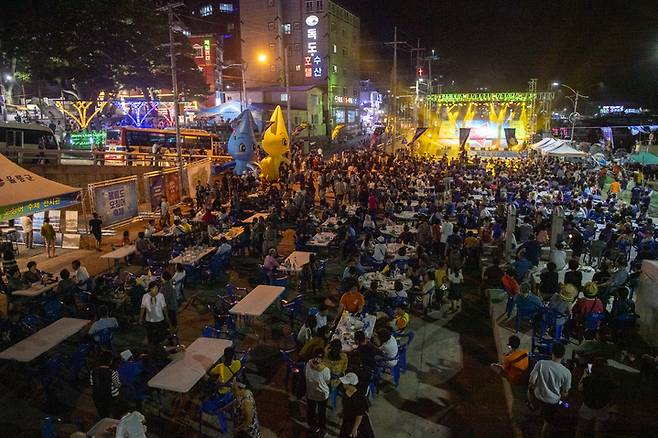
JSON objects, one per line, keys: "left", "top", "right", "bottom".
{"left": 1, "top": 135, "right": 656, "bottom": 436}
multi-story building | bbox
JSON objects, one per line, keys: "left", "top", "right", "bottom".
{"left": 183, "top": 1, "right": 241, "bottom": 105}
{"left": 239, "top": 0, "right": 360, "bottom": 136}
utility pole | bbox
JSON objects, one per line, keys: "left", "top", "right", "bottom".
{"left": 159, "top": 2, "right": 185, "bottom": 198}
{"left": 424, "top": 50, "right": 439, "bottom": 125}
{"left": 410, "top": 39, "right": 425, "bottom": 128}
{"left": 284, "top": 46, "right": 291, "bottom": 136}
{"left": 384, "top": 27, "right": 406, "bottom": 153}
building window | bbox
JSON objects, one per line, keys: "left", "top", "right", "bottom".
{"left": 281, "top": 93, "right": 288, "bottom": 102}
{"left": 311, "top": 95, "right": 319, "bottom": 106}
{"left": 227, "top": 23, "right": 235, "bottom": 32}
{"left": 268, "top": 22, "right": 274, "bottom": 31}
{"left": 353, "top": 89, "right": 358, "bottom": 98}
{"left": 332, "top": 65, "right": 337, "bottom": 73}
{"left": 270, "top": 64, "right": 277, "bottom": 72}
{"left": 342, "top": 48, "right": 346, "bottom": 56}
{"left": 193, "top": 45, "right": 203, "bottom": 58}
{"left": 267, "top": 0, "right": 275, "bottom": 7}
{"left": 295, "top": 64, "right": 301, "bottom": 71}
{"left": 219, "top": 3, "right": 234, "bottom": 12}
{"left": 269, "top": 42, "right": 275, "bottom": 50}
{"left": 343, "top": 87, "right": 347, "bottom": 96}
{"left": 306, "top": 1, "right": 313, "bottom": 12}
{"left": 283, "top": 23, "right": 292, "bottom": 34}
{"left": 294, "top": 43, "right": 301, "bottom": 51}
{"left": 332, "top": 44, "right": 337, "bottom": 53}
{"left": 293, "top": 21, "right": 301, "bottom": 31}
{"left": 316, "top": 0, "right": 323, "bottom": 11}
{"left": 200, "top": 4, "right": 213, "bottom": 16}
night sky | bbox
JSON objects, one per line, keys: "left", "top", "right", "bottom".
{"left": 344, "top": 0, "right": 658, "bottom": 107}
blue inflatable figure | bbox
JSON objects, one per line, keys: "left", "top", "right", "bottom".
{"left": 227, "top": 109, "right": 258, "bottom": 175}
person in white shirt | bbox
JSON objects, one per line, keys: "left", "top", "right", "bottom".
{"left": 297, "top": 314, "right": 317, "bottom": 345}
{"left": 529, "top": 342, "right": 571, "bottom": 438}
{"left": 550, "top": 243, "right": 568, "bottom": 271}
{"left": 304, "top": 351, "right": 331, "bottom": 434}
{"left": 440, "top": 216, "right": 453, "bottom": 255}
{"left": 160, "top": 198, "right": 169, "bottom": 225}
{"left": 72, "top": 260, "right": 90, "bottom": 291}
{"left": 172, "top": 263, "right": 186, "bottom": 301}
{"left": 139, "top": 281, "right": 171, "bottom": 345}
{"left": 144, "top": 220, "right": 156, "bottom": 239}
{"left": 372, "top": 236, "right": 387, "bottom": 264}
{"left": 115, "top": 410, "right": 147, "bottom": 438}
{"left": 21, "top": 215, "right": 33, "bottom": 249}
{"left": 216, "top": 237, "right": 232, "bottom": 257}
{"left": 363, "top": 214, "right": 376, "bottom": 231}
{"left": 376, "top": 327, "right": 398, "bottom": 366}
{"left": 315, "top": 304, "right": 329, "bottom": 329}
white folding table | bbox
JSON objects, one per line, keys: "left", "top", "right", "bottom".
{"left": 12, "top": 281, "right": 58, "bottom": 298}
{"left": 100, "top": 245, "right": 137, "bottom": 259}
{"left": 0, "top": 317, "right": 90, "bottom": 362}
{"left": 229, "top": 285, "right": 285, "bottom": 317}
{"left": 147, "top": 337, "right": 232, "bottom": 393}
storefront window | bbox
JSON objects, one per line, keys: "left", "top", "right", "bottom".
{"left": 335, "top": 110, "right": 345, "bottom": 124}
{"left": 348, "top": 110, "right": 356, "bottom": 123}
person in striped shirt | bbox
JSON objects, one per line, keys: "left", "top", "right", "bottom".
{"left": 90, "top": 351, "right": 121, "bottom": 418}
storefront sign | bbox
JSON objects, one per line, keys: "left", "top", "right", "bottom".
{"left": 304, "top": 14, "right": 322, "bottom": 78}
{"left": 93, "top": 180, "right": 138, "bottom": 226}
{"left": 204, "top": 39, "right": 211, "bottom": 62}
{"left": 334, "top": 96, "right": 358, "bottom": 105}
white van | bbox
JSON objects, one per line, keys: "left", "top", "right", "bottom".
{"left": 0, "top": 122, "right": 58, "bottom": 163}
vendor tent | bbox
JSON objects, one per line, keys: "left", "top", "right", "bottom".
{"left": 0, "top": 153, "right": 81, "bottom": 221}
{"left": 544, "top": 143, "right": 587, "bottom": 157}
{"left": 530, "top": 138, "right": 555, "bottom": 150}
{"left": 628, "top": 152, "right": 658, "bottom": 165}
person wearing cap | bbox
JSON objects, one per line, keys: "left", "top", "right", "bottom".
{"left": 338, "top": 372, "right": 374, "bottom": 438}
{"left": 572, "top": 282, "right": 604, "bottom": 319}
{"left": 548, "top": 284, "right": 577, "bottom": 337}
{"left": 305, "top": 347, "right": 331, "bottom": 435}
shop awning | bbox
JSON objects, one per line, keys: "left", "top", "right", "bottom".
{"left": 0, "top": 154, "right": 81, "bottom": 221}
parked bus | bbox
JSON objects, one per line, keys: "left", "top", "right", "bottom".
{"left": 104, "top": 126, "right": 222, "bottom": 165}
{"left": 0, "top": 122, "right": 58, "bottom": 163}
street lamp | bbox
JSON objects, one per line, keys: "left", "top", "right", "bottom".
{"left": 552, "top": 82, "right": 589, "bottom": 142}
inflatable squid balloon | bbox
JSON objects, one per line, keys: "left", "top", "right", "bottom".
{"left": 227, "top": 109, "right": 257, "bottom": 175}
{"left": 259, "top": 105, "right": 289, "bottom": 181}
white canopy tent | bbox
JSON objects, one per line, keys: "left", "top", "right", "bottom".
{"left": 0, "top": 153, "right": 81, "bottom": 221}
{"left": 530, "top": 138, "right": 555, "bottom": 150}
{"left": 544, "top": 143, "right": 588, "bottom": 157}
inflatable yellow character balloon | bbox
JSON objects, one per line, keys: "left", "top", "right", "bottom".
{"left": 259, "top": 105, "right": 289, "bottom": 181}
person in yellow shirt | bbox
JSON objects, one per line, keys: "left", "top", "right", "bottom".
{"left": 392, "top": 304, "right": 410, "bottom": 331}
{"left": 610, "top": 180, "right": 621, "bottom": 195}
{"left": 209, "top": 346, "right": 242, "bottom": 394}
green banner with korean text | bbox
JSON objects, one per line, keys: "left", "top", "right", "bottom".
{"left": 0, "top": 192, "right": 81, "bottom": 222}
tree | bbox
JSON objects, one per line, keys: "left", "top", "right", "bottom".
{"left": 0, "top": 0, "right": 207, "bottom": 101}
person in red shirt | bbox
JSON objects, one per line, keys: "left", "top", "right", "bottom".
{"left": 501, "top": 268, "right": 521, "bottom": 318}
{"left": 337, "top": 283, "right": 365, "bottom": 316}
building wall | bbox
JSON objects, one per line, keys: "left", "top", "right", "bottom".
{"left": 189, "top": 35, "right": 221, "bottom": 107}
{"left": 240, "top": 0, "right": 360, "bottom": 134}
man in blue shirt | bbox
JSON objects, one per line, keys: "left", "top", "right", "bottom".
{"left": 519, "top": 234, "right": 541, "bottom": 266}
{"left": 513, "top": 254, "right": 533, "bottom": 282}
{"left": 88, "top": 305, "right": 119, "bottom": 343}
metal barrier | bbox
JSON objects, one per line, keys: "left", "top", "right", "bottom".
{"left": 0, "top": 148, "right": 232, "bottom": 167}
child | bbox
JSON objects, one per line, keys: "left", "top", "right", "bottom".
{"left": 447, "top": 266, "right": 464, "bottom": 314}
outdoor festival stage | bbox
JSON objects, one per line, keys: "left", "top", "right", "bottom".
{"left": 407, "top": 91, "right": 554, "bottom": 157}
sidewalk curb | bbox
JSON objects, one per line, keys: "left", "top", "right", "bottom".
{"left": 489, "top": 291, "right": 525, "bottom": 438}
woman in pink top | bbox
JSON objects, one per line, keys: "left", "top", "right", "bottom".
{"left": 263, "top": 248, "right": 280, "bottom": 275}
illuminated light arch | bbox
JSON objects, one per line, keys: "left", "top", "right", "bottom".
{"left": 112, "top": 100, "right": 158, "bottom": 127}
{"left": 55, "top": 99, "right": 108, "bottom": 130}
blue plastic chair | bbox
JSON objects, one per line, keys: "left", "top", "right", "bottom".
{"left": 94, "top": 327, "right": 116, "bottom": 352}
{"left": 280, "top": 348, "right": 304, "bottom": 393}
{"left": 20, "top": 314, "right": 43, "bottom": 335}
{"left": 118, "top": 360, "right": 146, "bottom": 408}
{"left": 584, "top": 312, "right": 606, "bottom": 331}
{"left": 42, "top": 296, "right": 64, "bottom": 324}
{"left": 281, "top": 295, "right": 304, "bottom": 330}
{"left": 514, "top": 299, "right": 542, "bottom": 333}
{"left": 199, "top": 393, "right": 233, "bottom": 433}
{"left": 396, "top": 331, "right": 415, "bottom": 373}
{"left": 41, "top": 416, "right": 61, "bottom": 438}
{"left": 377, "top": 352, "right": 402, "bottom": 388}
